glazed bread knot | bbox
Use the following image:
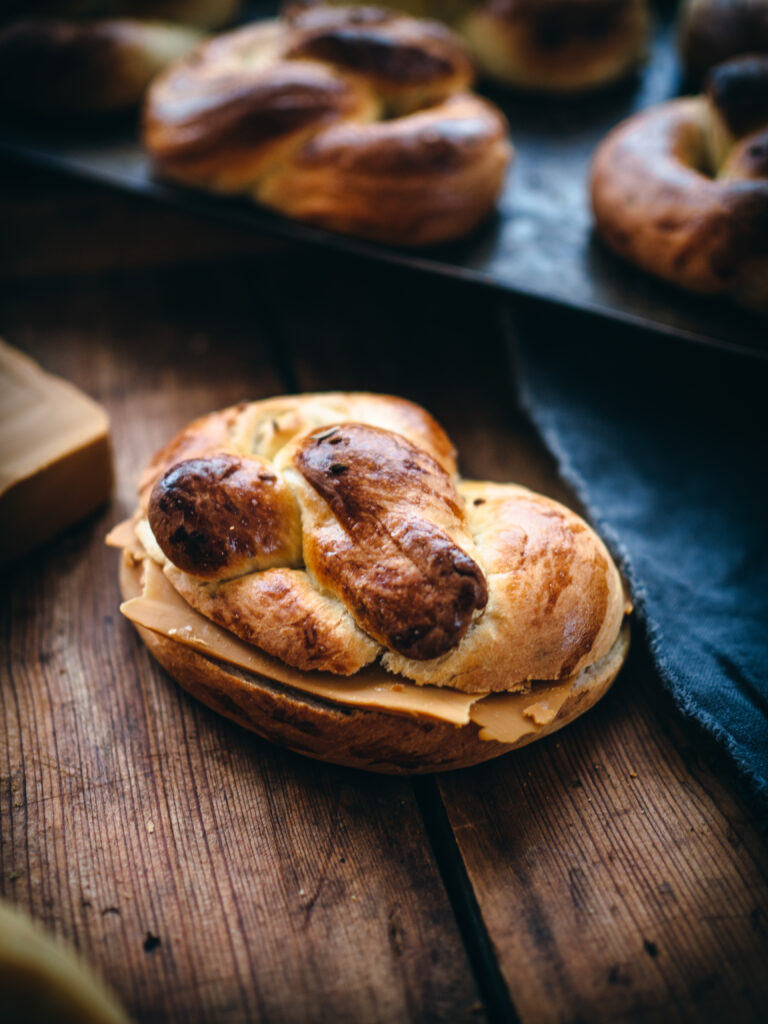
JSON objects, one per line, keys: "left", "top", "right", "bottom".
{"left": 139, "top": 394, "right": 626, "bottom": 693}
{"left": 590, "top": 54, "right": 768, "bottom": 312}
{"left": 142, "top": 6, "right": 512, "bottom": 245}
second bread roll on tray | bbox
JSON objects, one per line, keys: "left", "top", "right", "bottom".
{"left": 591, "top": 55, "right": 768, "bottom": 313}
{"left": 142, "top": 6, "right": 512, "bottom": 246}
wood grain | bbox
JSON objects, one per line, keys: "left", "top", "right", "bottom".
{"left": 280, "top": 256, "right": 768, "bottom": 1024}
{"left": 0, "top": 260, "right": 483, "bottom": 1023}
{"left": 2, "top": 176, "right": 768, "bottom": 1024}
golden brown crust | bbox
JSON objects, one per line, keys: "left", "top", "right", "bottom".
{"left": 459, "top": 0, "right": 648, "bottom": 91}
{"left": 142, "top": 8, "right": 511, "bottom": 245}
{"left": 166, "top": 562, "right": 380, "bottom": 672}
{"left": 291, "top": 423, "right": 487, "bottom": 660}
{"left": 131, "top": 394, "right": 628, "bottom": 692}
{"left": 284, "top": 5, "right": 474, "bottom": 109}
{"left": 590, "top": 77, "right": 768, "bottom": 311}
{"left": 382, "top": 481, "right": 626, "bottom": 691}
{"left": 143, "top": 24, "right": 376, "bottom": 186}
{"left": 141, "top": 392, "right": 458, "bottom": 503}
{"left": 138, "top": 404, "right": 240, "bottom": 510}
{"left": 256, "top": 92, "right": 510, "bottom": 245}
{"left": 148, "top": 452, "right": 302, "bottom": 579}
{"left": 119, "top": 550, "right": 629, "bottom": 773}
{"left": 0, "top": 17, "right": 202, "bottom": 113}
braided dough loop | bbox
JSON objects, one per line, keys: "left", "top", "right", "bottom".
{"left": 142, "top": 7, "right": 512, "bottom": 245}
{"left": 140, "top": 393, "right": 627, "bottom": 694}
{"left": 590, "top": 55, "right": 768, "bottom": 312}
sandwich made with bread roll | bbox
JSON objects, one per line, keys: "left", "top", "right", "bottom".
{"left": 108, "top": 393, "right": 631, "bottom": 773}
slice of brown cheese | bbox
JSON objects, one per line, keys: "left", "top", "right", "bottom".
{"left": 111, "top": 522, "right": 605, "bottom": 745}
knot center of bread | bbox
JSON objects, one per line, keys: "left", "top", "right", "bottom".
{"left": 289, "top": 422, "right": 488, "bottom": 660}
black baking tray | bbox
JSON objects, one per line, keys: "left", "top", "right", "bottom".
{"left": 2, "top": 2, "right": 765, "bottom": 358}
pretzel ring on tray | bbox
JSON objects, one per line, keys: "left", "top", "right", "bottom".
{"left": 142, "top": 6, "right": 512, "bottom": 245}
{"left": 590, "top": 55, "right": 768, "bottom": 313}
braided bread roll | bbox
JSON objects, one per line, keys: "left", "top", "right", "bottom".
{"left": 590, "top": 55, "right": 768, "bottom": 313}
{"left": 110, "top": 393, "right": 630, "bottom": 773}
{"left": 142, "top": 7, "right": 512, "bottom": 246}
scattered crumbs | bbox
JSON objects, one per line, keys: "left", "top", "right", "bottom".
{"left": 146, "top": 821, "right": 155, "bottom": 834}
{"left": 299, "top": 889, "right": 306, "bottom": 897}
{"left": 143, "top": 932, "right": 161, "bottom": 954}
{"left": 7, "top": 869, "right": 24, "bottom": 882}
{"left": 350, "top": 895, "right": 359, "bottom": 903}
{"left": 523, "top": 701, "right": 556, "bottom": 726}
{"left": 629, "top": 771, "right": 638, "bottom": 779}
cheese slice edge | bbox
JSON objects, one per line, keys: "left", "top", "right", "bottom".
{"left": 114, "top": 522, "right": 625, "bottom": 743}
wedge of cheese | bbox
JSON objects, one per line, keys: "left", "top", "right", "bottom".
{"left": 0, "top": 339, "right": 112, "bottom": 565}
{"left": 0, "top": 899, "right": 130, "bottom": 1024}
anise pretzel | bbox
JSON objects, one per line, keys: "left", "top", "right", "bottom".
{"left": 142, "top": 6, "right": 512, "bottom": 245}
{"left": 590, "top": 55, "right": 768, "bottom": 313}
{"left": 134, "top": 393, "right": 627, "bottom": 695}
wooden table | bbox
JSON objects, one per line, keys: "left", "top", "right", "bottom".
{"left": 2, "top": 165, "right": 768, "bottom": 1024}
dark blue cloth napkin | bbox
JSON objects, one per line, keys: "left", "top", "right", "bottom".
{"left": 511, "top": 307, "right": 768, "bottom": 811}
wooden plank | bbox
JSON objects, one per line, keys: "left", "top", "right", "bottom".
{"left": 439, "top": 650, "right": 768, "bottom": 1024}
{"left": 277, "top": 256, "right": 768, "bottom": 1023}
{"left": 0, "top": 262, "right": 484, "bottom": 1023}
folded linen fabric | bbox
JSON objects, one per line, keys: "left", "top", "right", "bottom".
{"left": 511, "top": 308, "right": 768, "bottom": 810}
